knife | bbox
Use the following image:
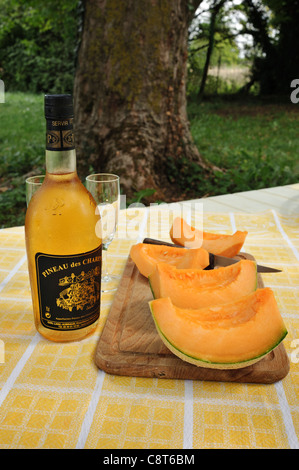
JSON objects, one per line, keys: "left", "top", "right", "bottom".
{"left": 142, "top": 238, "right": 282, "bottom": 273}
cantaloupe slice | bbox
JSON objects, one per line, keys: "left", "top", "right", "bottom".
{"left": 170, "top": 217, "right": 247, "bottom": 257}
{"left": 149, "top": 260, "right": 257, "bottom": 308}
{"left": 130, "top": 243, "right": 210, "bottom": 277}
{"left": 149, "top": 288, "right": 287, "bottom": 369}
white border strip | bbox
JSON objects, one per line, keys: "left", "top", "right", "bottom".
{"left": 271, "top": 210, "right": 299, "bottom": 448}
{"left": 182, "top": 209, "right": 194, "bottom": 448}
{"left": 275, "top": 381, "right": 299, "bottom": 449}
{"left": 75, "top": 208, "right": 150, "bottom": 448}
{"left": 0, "top": 332, "right": 40, "bottom": 408}
{"left": 232, "top": 210, "right": 299, "bottom": 448}
{"left": 0, "top": 254, "right": 42, "bottom": 408}
{"left": 183, "top": 380, "right": 193, "bottom": 449}
{"left": 229, "top": 212, "right": 237, "bottom": 232}
{"left": 75, "top": 370, "right": 105, "bottom": 449}
{"left": 272, "top": 210, "right": 299, "bottom": 261}
{"left": 0, "top": 254, "right": 27, "bottom": 293}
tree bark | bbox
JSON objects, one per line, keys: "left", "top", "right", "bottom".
{"left": 74, "top": 0, "right": 211, "bottom": 202}
{"left": 198, "top": 0, "right": 226, "bottom": 98}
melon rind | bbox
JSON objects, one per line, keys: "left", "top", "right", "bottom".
{"left": 151, "top": 311, "right": 287, "bottom": 369}
{"left": 149, "top": 293, "right": 287, "bottom": 370}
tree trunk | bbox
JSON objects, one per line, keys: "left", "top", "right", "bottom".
{"left": 198, "top": 0, "right": 226, "bottom": 98}
{"left": 74, "top": 0, "right": 211, "bottom": 202}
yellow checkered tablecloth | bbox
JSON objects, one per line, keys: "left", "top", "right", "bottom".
{"left": 0, "top": 205, "right": 298, "bottom": 449}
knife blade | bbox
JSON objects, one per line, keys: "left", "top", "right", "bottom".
{"left": 142, "top": 238, "right": 282, "bottom": 273}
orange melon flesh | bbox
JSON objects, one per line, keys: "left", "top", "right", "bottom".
{"left": 149, "top": 260, "right": 257, "bottom": 308}
{"left": 149, "top": 288, "right": 287, "bottom": 369}
{"left": 170, "top": 217, "right": 248, "bottom": 257}
{"left": 130, "top": 243, "right": 210, "bottom": 277}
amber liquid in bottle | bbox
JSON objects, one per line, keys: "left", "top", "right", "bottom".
{"left": 25, "top": 95, "right": 102, "bottom": 342}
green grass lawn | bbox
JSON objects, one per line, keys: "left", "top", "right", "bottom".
{"left": 186, "top": 99, "right": 299, "bottom": 197}
{"left": 0, "top": 92, "right": 45, "bottom": 227}
{"left": 1, "top": 92, "right": 298, "bottom": 228}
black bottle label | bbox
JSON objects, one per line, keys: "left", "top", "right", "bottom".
{"left": 35, "top": 246, "right": 102, "bottom": 331}
{"left": 46, "top": 117, "right": 75, "bottom": 151}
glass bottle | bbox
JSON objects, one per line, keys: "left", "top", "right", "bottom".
{"left": 25, "top": 94, "right": 102, "bottom": 342}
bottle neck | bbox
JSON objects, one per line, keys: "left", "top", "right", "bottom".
{"left": 46, "top": 149, "right": 77, "bottom": 174}
{"left": 45, "top": 116, "right": 77, "bottom": 174}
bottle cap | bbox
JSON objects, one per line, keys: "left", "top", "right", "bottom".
{"left": 44, "top": 94, "right": 74, "bottom": 119}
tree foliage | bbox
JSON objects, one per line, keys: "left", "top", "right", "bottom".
{"left": 189, "top": 0, "right": 299, "bottom": 96}
{"left": 0, "top": 0, "right": 298, "bottom": 96}
{"left": 0, "top": 0, "right": 79, "bottom": 93}
{"left": 244, "top": 0, "right": 299, "bottom": 94}
{"left": 188, "top": 0, "right": 244, "bottom": 96}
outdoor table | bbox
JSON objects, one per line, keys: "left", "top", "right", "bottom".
{"left": 0, "top": 182, "right": 298, "bottom": 450}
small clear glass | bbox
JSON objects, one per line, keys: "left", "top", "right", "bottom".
{"left": 26, "top": 175, "right": 45, "bottom": 206}
{"left": 86, "top": 173, "right": 120, "bottom": 292}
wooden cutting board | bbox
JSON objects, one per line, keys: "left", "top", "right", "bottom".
{"left": 95, "top": 253, "right": 289, "bottom": 383}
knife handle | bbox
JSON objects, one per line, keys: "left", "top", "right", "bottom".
{"left": 143, "top": 238, "right": 182, "bottom": 249}
{"left": 142, "top": 237, "right": 214, "bottom": 270}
